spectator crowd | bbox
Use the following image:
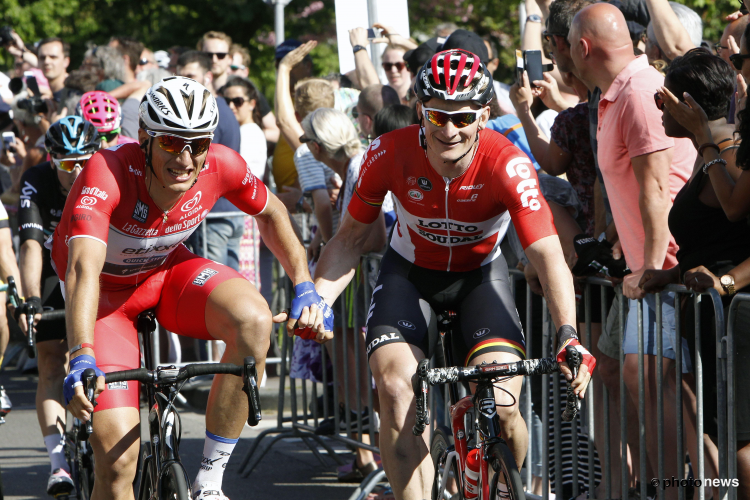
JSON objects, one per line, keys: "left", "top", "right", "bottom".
{"left": 0, "top": 0, "right": 749, "bottom": 498}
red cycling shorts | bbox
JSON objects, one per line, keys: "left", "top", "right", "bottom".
{"left": 64, "top": 244, "right": 245, "bottom": 412}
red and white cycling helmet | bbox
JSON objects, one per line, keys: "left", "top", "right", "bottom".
{"left": 414, "top": 49, "right": 494, "bottom": 107}
{"left": 80, "top": 91, "right": 121, "bottom": 133}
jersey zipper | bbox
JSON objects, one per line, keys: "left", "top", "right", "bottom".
{"left": 444, "top": 177, "right": 452, "bottom": 272}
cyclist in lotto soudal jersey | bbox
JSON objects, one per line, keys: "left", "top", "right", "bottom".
{"left": 311, "top": 50, "right": 597, "bottom": 500}
{"left": 19, "top": 116, "right": 101, "bottom": 497}
{"left": 53, "top": 77, "right": 332, "bottom": 500}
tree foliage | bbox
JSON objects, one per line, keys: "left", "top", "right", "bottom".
{"left": 0, "top": 0, "right": 742, "bottom": 102}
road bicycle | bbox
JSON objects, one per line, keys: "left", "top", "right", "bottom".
{"left": 412, "top": 310, "right": 582, "bottom": 500}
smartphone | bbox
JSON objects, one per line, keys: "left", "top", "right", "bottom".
{"left": 515, "top": 49, "right": 525, "bottom": 81}
{"left": 2, "top": 131, "right": 15, "bottom": 153}
{"left": 524, "top": 50, "right": 544, "bottom": 87}
{"left": 23, "top": 71, "right": 41, "bottom": 96}
{"left": 367, "top": 28, "right": 381, "bottom": 40}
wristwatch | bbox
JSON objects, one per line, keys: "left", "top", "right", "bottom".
{"left": 720, "top": 274, "right": 736, "bottom": 295}
{"left": 526, "top": 14, "right": 543, "bottom": 23}
{"left": 352, "top": 45, "right": 367, "bottom": 54}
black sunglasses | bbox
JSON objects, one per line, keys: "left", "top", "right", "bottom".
{"left": 225, "top": 96, "right": 246, "bottom": 108}
{"left": 542, "top": 30, "right": 567, "bottom": 43}
{"left": 730, "top": 53, "right": 750, "bottom": 71}
{"left": 205, "top": 52, "right": 228, "bottom": 60}
{"left": 714, "top": 43, "right": 728, "bottom": 53}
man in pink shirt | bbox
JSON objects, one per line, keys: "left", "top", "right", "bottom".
{"left": 569, "top": 4, "right": 694, "bottom": 496}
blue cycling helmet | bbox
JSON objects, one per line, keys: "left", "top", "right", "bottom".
{"left": 45, "top": 115, "right": 101, "bottom": 157}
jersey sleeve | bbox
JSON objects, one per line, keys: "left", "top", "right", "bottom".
{"left": 18, "top": 166, "right": 45, "bottom": 244}
{"left": 216, "top": 145, "right": 270, "bottom": 216}
{"left": 492, "top": 146, "right": 557, "bottom": 249}
{"left": 66, "top": 151, "right": 122, "bottom": 246}
{"left": 347, "top": 136, "right": 392, "bottom": 224}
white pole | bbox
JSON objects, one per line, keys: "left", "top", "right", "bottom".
{"left": 275, "top": 0, "right": 286, "bottom": 45}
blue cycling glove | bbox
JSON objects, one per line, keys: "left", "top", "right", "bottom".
{"left": 64, "top": 355, "right": 104, "bottom": 406}
{"left": 289, "top": 282, "right": 334, "bottom": 338}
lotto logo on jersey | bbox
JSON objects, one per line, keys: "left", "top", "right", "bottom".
{"left": 505, "top": 158, "right": 541, "bottom": 211}
{"left": 193, "top": 268, "right": 219, "bottom": 286}
{"left": 132, "top": 200, "right": 149, "bottom": 223}
{"left": 181, "top": 191, "right": 202, "bottom": 212}
{"left": 81, "top": 186, "right": 108, "bottom": 200}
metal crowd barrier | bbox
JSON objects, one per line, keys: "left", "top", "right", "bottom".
{"left": 235, "top": 252, "right": 740, "bottom": 500}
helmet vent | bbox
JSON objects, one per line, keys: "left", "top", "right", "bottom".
{"left": 163, "top": 118, "right": 186, "bottom": 129}
{"left": 181, "top": 90, "right": 195, "bottom": 119}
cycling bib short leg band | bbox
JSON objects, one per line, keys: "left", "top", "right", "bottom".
{"left": 365, "top": 249, "right": 526, "bottom": 365}
{"left": 62, "top": 245, "right": 247, "bottom": 412}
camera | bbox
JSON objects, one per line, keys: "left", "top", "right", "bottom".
{"left": 17, "top": 96, "right": 48, "bottom": 115}
{"left": 515, "top": 49, "right": 554, "bottom": 87}
{"left": 0, "top": 26, "right": 13, "bottom": 47}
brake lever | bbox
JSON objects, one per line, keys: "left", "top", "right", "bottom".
{"left": 561, "top": 346, "right": 582, "bottom": 422}
{"left": 242, "top": 356, "right": 262, "bottom": 426}
{"left": 82, "top": 368, "right": 98, "bottom": 438}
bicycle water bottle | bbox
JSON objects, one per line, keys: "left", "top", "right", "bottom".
{"left": 464, "top": 448, "right": 481, "bottom": 499}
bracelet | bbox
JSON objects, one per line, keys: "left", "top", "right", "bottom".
{"left": 698, "top": 143, "right": 720, "bottom": 156}
{"left": 69, "top": 343, "right": 94, "bottom": 355}
{"left": 352, "top": 45, "right": 367, "bottom": 54}
{"left": 703, "top": 158, "right": 728, "bottom": 174}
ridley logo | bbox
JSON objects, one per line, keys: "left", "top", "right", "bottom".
{"left": 479, "top": 398, "right": 497, "bottom": 418}
{"left": 79, "top": 196, "right": 98, "bottom": 206}
{"left": 181, "top": 191, "right": 202, "bottom": 212}
{"left": 473, "top": 328, "right": 491, "bottom": 339}
{"left": 193, "top": 268, "right": 218, "bottom": 286}
{"left": 459, "top": 184, "right": 484, "bottom": 190}
{"left": 408, "top": 189, "right": 423, "bottom": 201}
{"left": 398, "top": 320, "right": 416, "bottom": 330}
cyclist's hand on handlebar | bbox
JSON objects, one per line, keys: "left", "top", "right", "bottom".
{"left": 64, "top": 355, "right": 105, "bottom": 421}
{"left": 555, "top": 325, "right": 596, "bottom": 399}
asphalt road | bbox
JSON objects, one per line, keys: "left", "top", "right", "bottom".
{"left": 0, "top": 368, "right": 367, "bottom": 500}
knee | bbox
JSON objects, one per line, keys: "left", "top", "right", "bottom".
{"left": 375, "top": 372, "right": 414, "bottom": 425}
{"left": 497, "top": 403, "right": 523, "bottom": 434}
{"left": 37, "top": 352, "right": 67, "bottom": 385}
{"left": 231, "top": 306, "right": 272, "bottom": 351}
{"left": 96, "top": 444, "right": 138, "bottom": 486}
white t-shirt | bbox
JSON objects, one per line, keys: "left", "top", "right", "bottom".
{"left": 239, "top": 122, "right": 267, "bottom": 180}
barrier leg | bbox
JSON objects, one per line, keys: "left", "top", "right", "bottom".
{"left": 542, "top": 299, "right": 550, "bottom": 500}
{"left": 618, "top": 288, "right": 628, "bottom": 500}
{"left": 675, "top": 293, "right": 684, "bottom": 500}
{"left": 637, "top": 299, "right": 646, "bottom": 500}
{"left": 656, "top": 293, "right": 665, "bottom": 499}
{"left": 695, "top": 295, "right": 705, "bottom": 500}
{"left": 585, "top": 283, "right": 595, "bottom": 498}
{"left": 525, "top": 284, "right": 533, "bottom": 492}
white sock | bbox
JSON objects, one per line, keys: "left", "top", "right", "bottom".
{"left": 193, "top": 430, "right": 238, "bottom": 491}
{"left": 44, "top": 433, "right": 68, "bottom": 473}
{"left": 496, "top": 481, "right": 509, "bottom": 499}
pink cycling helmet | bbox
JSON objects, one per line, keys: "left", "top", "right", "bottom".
{"left": 80, "top": 91, "right": 121, "bottom": 133}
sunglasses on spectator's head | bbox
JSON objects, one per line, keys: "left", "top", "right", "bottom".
{"left": 543, "top": 30, "right": 567, "bottom": 43}
{"left": 53, "top": 156, "right": 90, "bottom": 172}
{"left": 99, "top": 128, "right": 120, "bottom": 143}
{"left": 654, "top": 91, "right": 665, "bottom": 111}
{"left": 225, "top": 96, "right": 247, "bottom": 108}
{"left": 714, "top": 43, "right": 728, "bottom": 53}
{"left": 422, "top": 107, "right": 482, "bottom": 128}
{"left": 382, "top": 61, "right": 406, "bottom": 72}
{"left": 205, "top": 52, "right": 228, "bottom": 60}
{"left": 146, "top": 130, "right": 213, "bottom": 156}
{"left": 299, "top": 135, "right": 318, "bottom": 145}
{"left": 730, "top": 53, "right": 750, "bottom": 70}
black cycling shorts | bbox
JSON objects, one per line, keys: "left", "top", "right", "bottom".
{"left": 35, "top": 274, "right": 66, "bottom": 343}
{"left": 365, "top": 249, "right": 525, "bottom": 365}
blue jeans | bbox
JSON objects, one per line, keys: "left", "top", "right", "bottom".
{"left": 193, "top": 217, "right": 244, "bottom": 272}
{"left": 623, "top": 292, "right": 692, "bottom": 373}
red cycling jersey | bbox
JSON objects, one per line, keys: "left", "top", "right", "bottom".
{"left": 348, "top": 125, "right": 556, "bottom": 272}
{"left": 50, "top": 142, "right": 268, "bottom": 285}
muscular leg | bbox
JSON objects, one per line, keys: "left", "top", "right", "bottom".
{"left": 36, "top": 339, "right": 69, "bottom": 437}
{"left": 203, "top": 278, "right": 271, "bottom": 440}
{"left": 90, "top": 408, "right": 141, "bottom": 500}
{"left": 370, "top": 342, "right": 431, "bottom": 500}
{"left": 470, "top": 352, "right": 526, "bottom": 471}
{"left": 0, "top": 296, "right": 8, "bottom": 365}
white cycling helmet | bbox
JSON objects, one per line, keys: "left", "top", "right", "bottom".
{"left": 138, "top": 76, "right": 218, "bottom": 135}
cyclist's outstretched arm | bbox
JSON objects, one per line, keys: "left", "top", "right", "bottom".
{"left": 255, "top": 192, "right": 313, "bottom": 287}
{"left": 525, "top": 235, "right": 576, "bottom": 330}
{"left": 18, "top": 239, "right": 42, "bottom": 332}
{"left": 65, "top": 237, "right": 107, "bottom": 419}
{"left": 313, "top": 211, "right": 377, "bottom": 305}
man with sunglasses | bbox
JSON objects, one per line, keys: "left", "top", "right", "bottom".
{"left": 17, "top": 115, "right": 100, "bottom": 498}
{"left": 51, "top": 77, "right": 331, "bottom": 500}
{"left": 311, "top": 49, "right": 596, "bottom": 500}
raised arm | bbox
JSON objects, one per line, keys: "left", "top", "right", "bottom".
{"left": 349, "top": 28, "right": 381, "bottom": 90}
{"left": 645, "top": 0, "right": 696, "bottom": 60}
{"left": 275, "top": 41, "right": 316, "bottom": 152}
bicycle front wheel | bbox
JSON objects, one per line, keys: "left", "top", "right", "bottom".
{"left": 159, "top": 463, "right": 192, "bottom": 500}
{"left": 75, "top": 442, "right": 95, "bottom": 500}
{"left": 488, "top": 441, "right": 525, "bottom": 500}
{"left": 431, "top": 427, "right": 463, "bottom": 500}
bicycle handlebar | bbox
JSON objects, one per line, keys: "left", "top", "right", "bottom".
{"left": 412, "top": 355, "right": 582, "bottom": 435}
{"left": 104, "top": 357, "right": 262, "bottom": 427}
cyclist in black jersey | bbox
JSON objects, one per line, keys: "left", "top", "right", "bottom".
{"left": 17, "top": 115, "right": 100, "bottom": 497}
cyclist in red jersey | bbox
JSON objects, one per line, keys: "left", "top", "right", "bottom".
{"left": 53, "top": 76, "right": 332, "bottom": 500}
{"left": 308, "top": 50, "right": 597, "bottom": 500}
